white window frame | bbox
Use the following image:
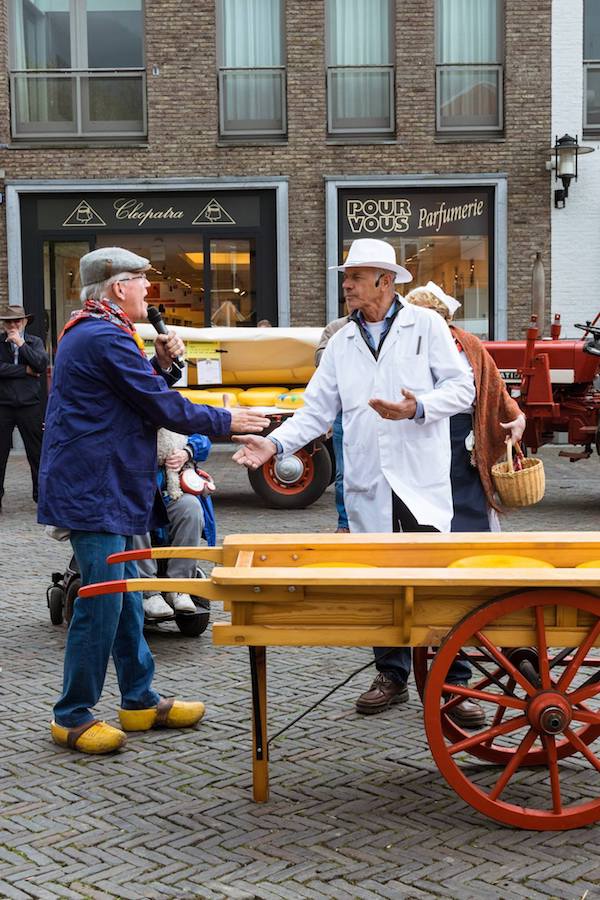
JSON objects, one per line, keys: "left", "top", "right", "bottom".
{"left": 435, "top": 0, "right": 504, "bottom": 134}
{"left": 8, "top": 0, "right": 147, "bottom": 140}
{"left": 325, "top": 0, "right": 395, "bottom": 137}
{"left": 216, "top": 0, "right": 287, "bottom": 139}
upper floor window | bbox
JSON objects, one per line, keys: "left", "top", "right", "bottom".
{"left": 217, "top": 0, "right": 286, "bottom": 139}
{"left": 436, "top": 0, "right": 503, "bottom": 134}
{"left": 9, "top": 0, "right": 146, "bottom": 141}
{"left": 584, "top": 0, "right": 600, "bottom": 134}
{"left": 326, "top": 0, "right": 395, "bottom": 137}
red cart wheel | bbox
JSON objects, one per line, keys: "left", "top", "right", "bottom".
{"left": 414, "top": 643, "right": 600, "bottom": 766}
{"left": 423, "top": 589, "right": 600, "bottom": 830}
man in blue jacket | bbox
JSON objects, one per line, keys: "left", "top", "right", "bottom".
{"left": 38, "top": 247, "right": 268, "bottom": 755}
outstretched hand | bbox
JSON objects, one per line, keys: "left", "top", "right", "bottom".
{"left": 231, "top": 434, "right": 277, "bottom": 469}
{"left": 228, "top": 407, "right": 270, "bottom": 434}
{"left": 369, "top": 388, "right": 417, "bottom": 421}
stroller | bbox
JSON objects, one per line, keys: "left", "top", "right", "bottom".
{"left": 47, "top": 553, "right": 210, "bottom": 637}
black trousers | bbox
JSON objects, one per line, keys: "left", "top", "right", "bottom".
{"left": 0, "top": 403, "right": 43, "bottom": 502}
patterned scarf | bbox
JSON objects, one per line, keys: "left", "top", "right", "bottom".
{"left": 59, "top": 297, "right": 146, "bottom": 355}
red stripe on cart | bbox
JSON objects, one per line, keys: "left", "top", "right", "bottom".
{"left": 79, "top": 580, "right": 128, "bottom": 597}
{"left": 107, "top": 549, "right": 153, "bottom": 563}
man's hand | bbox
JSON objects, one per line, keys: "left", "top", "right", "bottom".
{"left": 165, "top": 449, "right": 189, "bottom": 470}
{"left": 228, "top": 407, "right": 270, "bottom": 434}
{"left": 154, "top": 331, "right": 185, "bottom": 370}
{"left": 25, "top": 366, "right": 40, "bottom": 378}
{"left": 231, "top": 434, "right": 277, "bottom": 469}
{"left": 500, "top": 412, "right": 526, "bottom": 446}
{"left": 368, "top": 388, "right": 417, "bottom": 421}
{"left": 5, "top": 324, "right": 24, "bottom": 348}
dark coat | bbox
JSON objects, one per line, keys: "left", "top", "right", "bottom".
{"left": 0, "top": 331, "right": 49, "bottom": 406}
{"left": 37, "top": 318, "right": 231, "bottom": 535}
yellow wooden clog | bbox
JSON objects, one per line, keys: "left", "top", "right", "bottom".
{"left": 51, "top": 719, "right": 126, "bottom": 754}
{"left": 118, "top": 698, "right": 205, "bottom": 731}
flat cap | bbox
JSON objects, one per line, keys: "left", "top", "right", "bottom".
{"left": 80, "top": 247, "right": 150, "bottom": 287}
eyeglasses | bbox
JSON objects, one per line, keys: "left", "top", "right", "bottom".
{"left": 117, "top": 274, "right": 149, "bottom": 284}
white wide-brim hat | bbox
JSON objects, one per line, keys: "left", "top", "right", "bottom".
{"left": 329, "top": 238, "right": 413, "bottom": 284}
{"left": 423, "top": 281, "right": 462, "bottom": 315}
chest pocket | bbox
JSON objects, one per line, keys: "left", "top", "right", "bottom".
{"left": 393, "top": 350, "right": 433, "bottom": 394}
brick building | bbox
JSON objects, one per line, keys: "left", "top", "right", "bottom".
{"left": 0, "top": 0, "right": 551, "bottom": 360}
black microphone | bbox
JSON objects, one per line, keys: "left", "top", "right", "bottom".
{"left": 147, "top": 305, "right": 185, "bottom": 369}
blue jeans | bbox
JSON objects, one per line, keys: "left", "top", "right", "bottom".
{"left": 332, "top": 413, "right": 348, "bottom": 529}
{"left": 53, "top": 531, "right": 160, "bottom": 728}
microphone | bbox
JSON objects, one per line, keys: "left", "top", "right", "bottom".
{"left": 146, "top": 305, "right": 185, "bottom": 369}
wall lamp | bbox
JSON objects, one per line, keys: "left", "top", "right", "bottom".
{"left": 551, "top": 134, "right": 594, "bottom": 208}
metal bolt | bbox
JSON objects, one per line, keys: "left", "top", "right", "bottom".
{"left": 260, "top": 554, "right": 267, "bottom": 561}
{"left": 288, "top": 585, "right": 296, "bottom": 592}
{"left": 253, "top": 586, "right": 261, "bottom": 593}
{"left": 292, "top": 553, "right": 299, "bottom": 560}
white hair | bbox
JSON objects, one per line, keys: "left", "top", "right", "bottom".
{"left": 79, "top": 271, "right": 136, "bottom": 303}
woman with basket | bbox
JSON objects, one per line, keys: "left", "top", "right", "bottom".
{"left": 405, "top": 282, "right": 527, "bottom": 527}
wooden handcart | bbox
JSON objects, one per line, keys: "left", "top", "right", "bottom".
{"left": 83, "top": 532, "right": 600, "bottom": 831}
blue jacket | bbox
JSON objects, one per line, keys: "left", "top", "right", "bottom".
{"left": 38, "top": 318, "right": 231, "bottom": 535}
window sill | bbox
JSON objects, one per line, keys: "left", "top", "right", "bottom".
{"left": 326, "top": 137, "right": 397, "bottom": 145}
{"left": 8, "top": 140, "right": 149, "bottom": 150}
{"left": 217, "top": 138, "right": 288, "bottom": 147}
{"left": 434, "top": 134, "right": 505, "bottom": 144}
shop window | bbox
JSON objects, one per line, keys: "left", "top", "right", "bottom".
{"left": 326, "top": 0, "right": 395, "bottom": 136}
{"left": 584, "top": 0, "right": 600, "bottom": 135}
{"left": 217, "top": 0, "right": 287, "bottom": 138}
{"left": 339, "top": 188, "right": 494, "bottom": 338}
{"left": 9, "top": 0, "right": 146, "bottom": 141}
{"left": 436, "top": 0, "right": 503, "bottom": 135}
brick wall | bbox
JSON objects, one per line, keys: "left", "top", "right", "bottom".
{"left": 0, "top": 0, "right": 551, "bottom": 335}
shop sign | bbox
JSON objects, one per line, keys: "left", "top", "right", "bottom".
{"left": 37, "top": 193, "right": 260, "bottom": 230}
{"left": 342, "top": 188, "right": 491, "bottom": 239}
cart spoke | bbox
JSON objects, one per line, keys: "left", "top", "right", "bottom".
{"left": 563, "top": 727, "right": 600, "bottom": 773}
{"left": 568, "top": 669, "right": 600, "bottom": 706}
{"left": 558, "top": 619, "right": 600, "bottom": 693}
{"left": 570, "top": 707, "right": 600, "bottom": 726}
{"left": 534, "top": 606, "right": 551, "bottom": 690}
{"left": 448, "top": 714, "right": 529, "bottom": 756}
{"left": 475, "top": 631, "right": 537, "bottom": 696}
{"left": 541, "top": 734, "right": 562, "bottom": 814}
{"left": 483, "top": 678, "right": 516, "bottom": 745}
{"left": 488, "top": 728, "right": 537, "bottom": 801}
{"left": 442, "top": 682, "right": 525, "bottom": 712}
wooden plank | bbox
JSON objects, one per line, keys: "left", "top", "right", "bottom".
{"left": 235, "top": 550, "right": 255, "bottom": 568}
{"left": 221, "top": 531, "right": 600, "bottom": 549}
{"left": 247, "top": 598, "right": 394, "bottom": 626}
{"left": 147, "top": 546, "right": 224, "bottom": 563}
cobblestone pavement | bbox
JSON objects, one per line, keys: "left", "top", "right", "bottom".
{"left": 1, "top": 445, "right": 600, "bottom": 900}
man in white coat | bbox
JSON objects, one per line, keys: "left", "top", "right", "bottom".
{"left": 233, "top": 238, "right": 478, "bottom": 717}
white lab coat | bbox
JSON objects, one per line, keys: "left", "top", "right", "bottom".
{"left": 269, "top": 301, "right": 475, "bottom": 533}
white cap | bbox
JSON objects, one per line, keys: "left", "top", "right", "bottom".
{"left": 329, "top": 238, "right": 413, "bottom": 284}
{"left": 423, "top": 281, "right": 462, "bottom": 315}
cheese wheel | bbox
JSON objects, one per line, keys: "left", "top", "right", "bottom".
{"left": 277, "top": 390, "right": 305, "bottom": 409}
{"left": 177, "top": 389, "right": 238, "bottom": 407}
{"left": 449, "top": 554, "right": 554, "bottom": 569}
{"left": 576, "top": 560, "right": 600, "bottom": 568}
{"left": 238, "top": 389, "right": 283, "bottom": 406}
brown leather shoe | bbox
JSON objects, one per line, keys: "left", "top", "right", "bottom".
{"left": 355, "top": 672, "right": 409, "bottom": 715}
{"left": 444, "top": 682, "right": 486, "bottom": 730}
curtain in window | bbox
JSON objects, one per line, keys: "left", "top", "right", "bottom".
{"left": 327, "top": 0, "right": 393, "bottom": 131}
{"left": 220, "top": 0, "right": 284, "bottom": 131}
{"left": 437, "top": 0, "right": 500, "bottom": 64}
{"left": 437, "top": 0, "right": 501, "bottom": 129}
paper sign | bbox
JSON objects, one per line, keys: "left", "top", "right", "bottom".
{"left": 196, "top": 357, "right": 222, "bottom": 385}
{"left": 185, "top": 341, "right": 221, "bottom": 359}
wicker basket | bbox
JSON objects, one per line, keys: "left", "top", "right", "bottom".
{"left": 491, "top": 442, "right": 545, "bottom": 508}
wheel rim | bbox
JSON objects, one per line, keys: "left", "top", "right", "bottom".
{"left": 424, "top": 589, "right": 600, "bottom": 830}
{"left": 263, "top": 449, "right": 314, "bottom": 495}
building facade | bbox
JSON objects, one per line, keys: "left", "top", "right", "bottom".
{"left": 0, "top": 0, "right": 552, "bottom": 361}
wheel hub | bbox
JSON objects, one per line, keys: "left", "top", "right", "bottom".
{"left": 273, "top": 454, "right": 305, "bottom": 485}
{"left": 527, "top": 691, "right": 572, "bottom": 735}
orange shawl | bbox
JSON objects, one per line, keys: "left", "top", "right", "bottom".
{"left": 450, "top": 325, "right": 523, "bottom": 511}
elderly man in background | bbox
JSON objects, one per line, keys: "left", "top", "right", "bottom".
{"left": 38, "top": 247, "right": 268, "bottom": 755}
{"left": 233, "top": 238, "right": 477, "bottom": 716}
{"left": 0, "top": 305, "right": 49, "bottom": 512}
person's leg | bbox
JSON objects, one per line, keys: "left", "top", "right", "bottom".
{"left": 16, "top": 403, "right": 43, "bottom": 501}
{"left": 111, "top": 537, "right": 161, "bottom": 710}
{"left": 130, "top": 532, "right": 172, "bottom": 617}
{"left": 0, "top": 406, "right": 16, "bottom": 506}
{"left": 54, "top": 531, "right": 129, "bottom": 727}
{"left": 332, "top": 413, "right": 348, "bottom": 531}
{"left": 165, "top": 494, "right": 204, "bottom": 580}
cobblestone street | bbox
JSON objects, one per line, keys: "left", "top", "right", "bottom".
{"left": 1, "top": 445, "right": 600, "bottom": 899}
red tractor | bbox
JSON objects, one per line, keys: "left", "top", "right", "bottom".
{"left": 483, "top": 314, "right": 600, "bottom": 460}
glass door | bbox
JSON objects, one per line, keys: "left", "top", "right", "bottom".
{"left": 43, "top": 240, "right": 91, "bottom": 362}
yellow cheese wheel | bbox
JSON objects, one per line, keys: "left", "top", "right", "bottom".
{"left": 177, "top": 389, "right": 238, "bottom": 407}
{"left": 246, "top": 385, "right": 288, "bottom": 393}
{"left": 277, "top": 390, "right": 306, "bottom": 409}
{"left": 238, "top": 389, "right": 283, "bottom": 406}
{"left": 576, "top": 560, "right": 600, "bottom": 568}
{"left": 449, "top": 554, "right": 554, "bottom": 569}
